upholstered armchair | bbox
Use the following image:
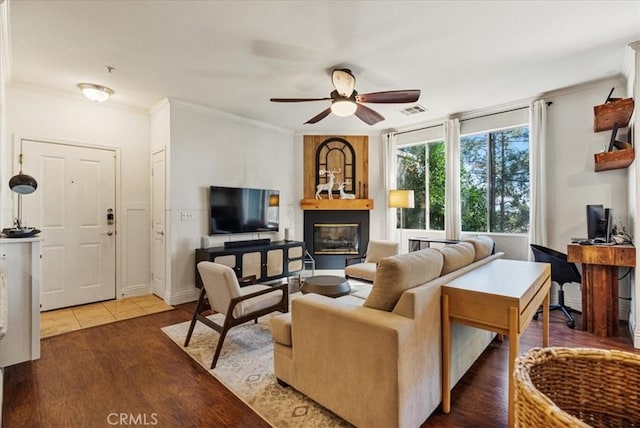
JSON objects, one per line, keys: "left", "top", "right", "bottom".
{"left": 344, "top": 239, "right": 399, "bottom": 282}
{"left": 184, "top": 261, "right": 288, "bottom": 368}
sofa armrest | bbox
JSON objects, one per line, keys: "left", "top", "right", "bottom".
{"left": 344, "top": 254, "right": 366, "bottom": 267}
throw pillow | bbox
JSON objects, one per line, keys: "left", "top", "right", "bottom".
{"left": 363, "top": 249, "right": 443, "bottom": 312}
{"left": 440, "top": 242, "right": 475, "bottom": 275}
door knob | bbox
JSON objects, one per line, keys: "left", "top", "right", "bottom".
{"left": 107, "top": 231, "right": 114, "bottom": 236}
{"left": 157, "top": 231, "right": 164, "bottom": 236}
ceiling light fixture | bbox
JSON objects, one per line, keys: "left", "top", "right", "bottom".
{"left": 331, "top": 99, "right": 357, "bottom": 117}
{"left": 77, "top": 83, "right": 114, "bottom": 102}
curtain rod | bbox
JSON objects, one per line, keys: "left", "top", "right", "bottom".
{"left": 461, "top": 101, "right": 553, "bottom": 123}
{"left": 392, "top": 101, "right": 553, "bottom": 136}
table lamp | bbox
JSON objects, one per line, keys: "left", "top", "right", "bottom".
{"left": 2, "top": 167, "right": 40, "bottom": 238}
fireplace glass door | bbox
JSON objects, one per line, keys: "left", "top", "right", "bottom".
{"left": 313, "top": 223, "right": 360, "bottom": 255}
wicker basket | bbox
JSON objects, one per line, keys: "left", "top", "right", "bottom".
{"left": 514, "top": 347, "right": 640, "bottom": 427}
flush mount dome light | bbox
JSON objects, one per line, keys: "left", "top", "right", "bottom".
{"left": 77, "top": 83, "right": 114, "bottom": 102}
{"left": 331, "top": 99, "right": 357, "bottom": 117}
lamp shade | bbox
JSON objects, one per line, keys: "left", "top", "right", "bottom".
{"left": 331, "top": 99, "right": 357, "bottom": 117}
{"left": 388, "top": 189, "right": 415, "bottom": 209}
{"left": 9, "top": 173, "right": 38, "bottom": 194}
{"left": 268, "top": 194, "right": 280, "bottom": 207}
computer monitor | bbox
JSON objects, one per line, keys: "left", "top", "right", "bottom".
{"left": 586, "top": 204, "right": 612, "bottom": 241}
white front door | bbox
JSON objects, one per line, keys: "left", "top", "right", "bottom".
{"left": 21, "top": 140, "right": 116, "bottom": 311}
{"left": 151, "top": 149, "right": 166, "bottom": 298}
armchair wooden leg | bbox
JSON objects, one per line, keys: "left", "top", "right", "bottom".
{"left": 184, "top": 288, "right": 207, "bottom": 347}
{"left": 211, "top": 327, "right": 230, "bottom": 369}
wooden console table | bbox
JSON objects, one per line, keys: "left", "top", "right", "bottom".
{"left": 442, "top": 259, "right": 551, "bottom": 428}
{"left": 567, "top": 243, "right": 635, "bottom": 337}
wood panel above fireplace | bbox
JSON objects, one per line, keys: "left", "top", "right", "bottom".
{"left": 300, "top": 198, "right": 374, "bottom": 210}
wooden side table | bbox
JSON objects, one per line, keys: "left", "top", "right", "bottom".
{"left": 441, "top": 259, "right": 551, "bottom": 428}
{"left": 566, "top": 243, "right": 635, "bottom": 337}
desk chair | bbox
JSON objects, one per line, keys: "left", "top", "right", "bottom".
{"left": 530, "top": 244, "right": 582, "bottom": 328}
{"left": 185, "top": 262, "right": 288, "bottom": 368}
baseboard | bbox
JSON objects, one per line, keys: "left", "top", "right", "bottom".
{"left": 166, "top": 288, "right": 200, "bottom": 306}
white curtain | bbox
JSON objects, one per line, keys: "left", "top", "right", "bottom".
{"left": 382, "top": 132, "right": 398, "bottom": 241}
{"left": 444, "top": 119, "right": 461, "bottom": 240}
{"left": 529, "top": 99, "right": 547, "bottom": 250}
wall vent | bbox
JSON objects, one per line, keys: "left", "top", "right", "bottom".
{"left": 399, "top": 104, "right": 428, "bottom": 116}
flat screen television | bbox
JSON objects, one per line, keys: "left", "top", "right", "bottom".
{"left": 210, "top": 186, "right": 280, "bottom": 235}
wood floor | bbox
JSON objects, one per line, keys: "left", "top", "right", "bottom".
{"left": 3, "top": 302, "right": 638, "bottom": 428}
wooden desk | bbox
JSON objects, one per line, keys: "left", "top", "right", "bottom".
{"left": 441, "top": 259, "right": 550, "bottom": 428}
{"left": 567, "top": 243, "right": 635, "bottom": 337}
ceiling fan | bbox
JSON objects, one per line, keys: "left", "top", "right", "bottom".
{"left": 270, "top": 69, "right": 420, "bottom": 126}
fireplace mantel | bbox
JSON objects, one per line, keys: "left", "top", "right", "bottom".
{"left": 300, "top": 199, "right": 374, "bottom": 210}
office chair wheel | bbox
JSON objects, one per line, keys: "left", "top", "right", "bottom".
{"left": 567, "top": 320, "right": 575, "bottom": 329}
{"left": 533, "top": 313, "right": 539, "bottom": 321}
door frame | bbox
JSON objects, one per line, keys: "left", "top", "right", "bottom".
{"left": 13, "top": 134, "right": 123, "bottom": 302}
{"left": 150, "top": 148, "right": 168, "bottom": 300}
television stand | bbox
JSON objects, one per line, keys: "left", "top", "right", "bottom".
{"left": 195, "top": 240, "right": 305, "bottom": 288}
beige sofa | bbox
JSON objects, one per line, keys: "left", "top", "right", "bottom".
{"left": 271, "top": 237, "right": 503, "bottom": 427}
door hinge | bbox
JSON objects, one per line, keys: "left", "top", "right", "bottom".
{"left": 151, "top": 168, "right": 154, "bottom": 176}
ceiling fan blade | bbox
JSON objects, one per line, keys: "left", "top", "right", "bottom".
{"left": 305, "top": 107, "right": 332, "bottom": 124}
{"left": 355, "top": 104, "right": 385, "bottom": 126}
{"left": 270, "top": 97, "right": 331, "bottom": 102}
{"left": 356, "top": 90, "right": 421, "bottom": 104}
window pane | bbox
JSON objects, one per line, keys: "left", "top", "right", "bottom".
{"left": 460, "top": 126, "right": 529, "bottom": 234}
{"left": 460, "top": 134, "right": 488, "bottom": 232}
{"left": 397, "top": 145, "right": 426, "bottom": 229}
{"left": 490, "top": 128, "right": 529, "bottom": 233}
{"left": 428, "top": 142, "right": 445, "bottom": 230}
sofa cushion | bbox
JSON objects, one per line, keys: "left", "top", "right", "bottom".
{"left": 363, "top": 248, "right": 443, "bottom": 311}
{"left": 465, "top": 236, "right": 494, "bottom": 261}
{"left": 365, "top": 240, "right": 399, "bottom": 263}
{"left": 345, "top": 262, "right": 377, "bottom": 282}
{"left": 440, "top": 242, "right": 475, "bottom": 275}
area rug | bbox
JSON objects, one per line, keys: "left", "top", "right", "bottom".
{"left": 161, "top": 312, "right": 353, "bottom": 428}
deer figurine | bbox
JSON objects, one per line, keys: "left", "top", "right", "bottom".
{"left": 315, "top": 168, "right": 341, "bottom": 199}
{"left": 337, "top": 180, "right": 355, "bottom": 199}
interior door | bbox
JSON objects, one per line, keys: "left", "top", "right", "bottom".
{"left": 21, "top": 140, "right": 116, "bottom": 311}
{"left": 151, "top": 149, "right": 166, "bottom": 298}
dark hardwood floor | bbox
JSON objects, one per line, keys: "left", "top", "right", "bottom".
{"left": 3, "top": 302, "right": 638, "bottom": 427}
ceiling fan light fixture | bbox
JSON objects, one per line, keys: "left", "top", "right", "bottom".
{"left": 78, "top": 83, "right": 114, "bottom": 102}
{"left": 331, "top": 99, "right": 357, "bottom": 117}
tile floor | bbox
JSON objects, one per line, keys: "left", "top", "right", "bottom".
{"left": 41, "top": 294, "right": 174, "bottom": 338}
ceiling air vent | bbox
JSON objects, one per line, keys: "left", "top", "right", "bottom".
{"left": 399, "top": 104, "right": 428, "bottom": 116}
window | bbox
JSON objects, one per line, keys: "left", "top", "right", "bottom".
{"left": 460, "top": 126, "right": 530, "bottom": 233}
{"left": 397, "top": 140, "right": 445, "bottom": 230}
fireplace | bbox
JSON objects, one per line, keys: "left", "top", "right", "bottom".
{"left": 304, "top": 210, "right": 369, "bottom": 269}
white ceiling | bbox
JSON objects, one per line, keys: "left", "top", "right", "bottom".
{"left": 8, "top": 1, "right": 640, "bottom": 133}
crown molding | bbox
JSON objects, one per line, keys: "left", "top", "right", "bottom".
{"left": 148, "top": 97, "right": 169, "bottom": 115}
{"left": 169, "top": 97, "right": 293, "bottom": 136}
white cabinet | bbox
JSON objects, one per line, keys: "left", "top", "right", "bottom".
{"left": 0, "top": 238, "right": 42, "bottom": 367}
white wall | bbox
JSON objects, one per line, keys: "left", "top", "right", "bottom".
{"left": 4, "top": 85, "right": 151, "bottom": 298}
{"left": 166, "top": 99, "right": 295, "bottom": 304}
{"left": 544, "top": 77, "right": 631, "bottom": 316}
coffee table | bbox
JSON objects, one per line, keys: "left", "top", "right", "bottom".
{"left": 301, "top": 275, "right": 351, "bottom": 298}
